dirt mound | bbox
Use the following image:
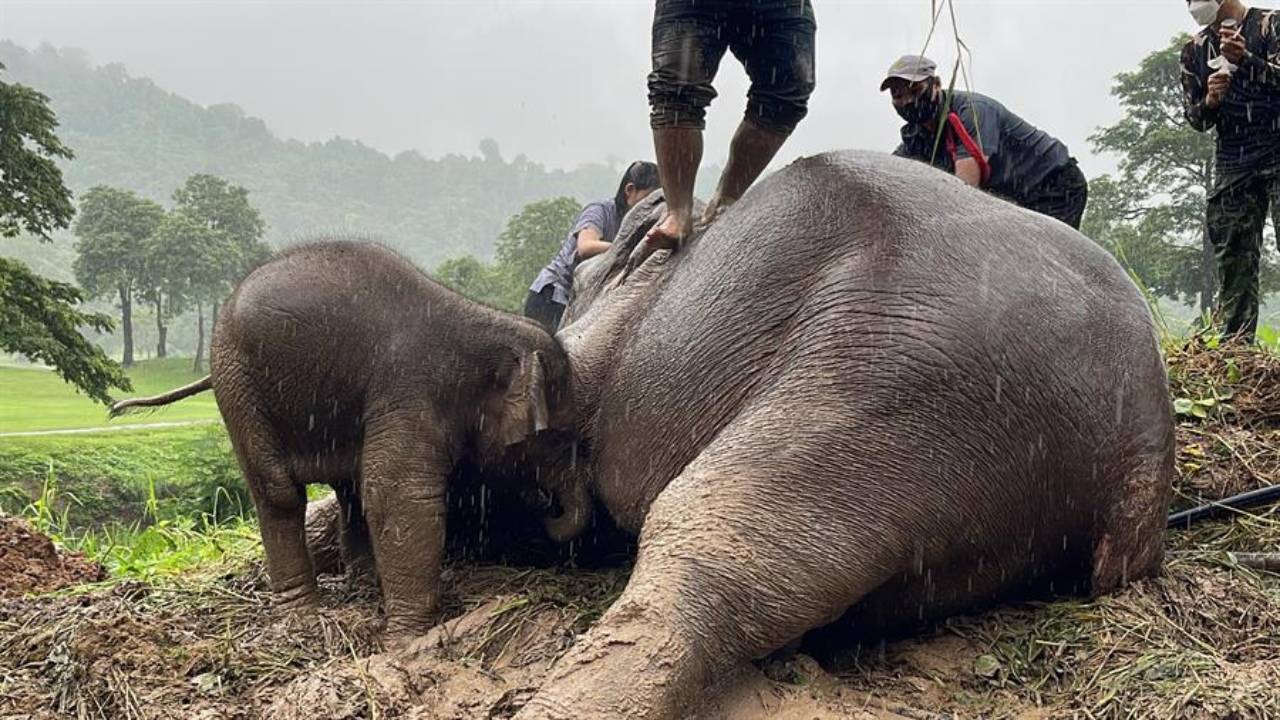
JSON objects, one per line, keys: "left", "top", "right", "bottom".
{"left": 0, "top": 515, "right": 105, "bottom": 597}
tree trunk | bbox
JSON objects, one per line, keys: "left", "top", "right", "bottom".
{"left": 1200, "top": 219, "right": 1216, "bottom": 319}
{"left": 120, "top": 284, "right": 134, "bottom": 367}
{"left": 155, "top": 296, "right": 167, "bottom": 359}
{"left": 193, "top": 300, "right": 205, "bottom": 372}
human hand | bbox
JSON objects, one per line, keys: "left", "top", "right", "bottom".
{"left": 1221, "top": 28, "right": 1246, "bottom": 64}
{"left": 1206, "top": 71, "right": 1232, "bottom": 108}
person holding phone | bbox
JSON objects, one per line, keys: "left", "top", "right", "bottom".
{"left": 1182, "top": 0, "right": 1280, "bottom": 342}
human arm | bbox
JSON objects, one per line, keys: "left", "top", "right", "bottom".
{"left": 1181, "top": 40, "right": 1221, "bottom": 131}
{"left": 954, "top": 158, "right": 982, "bottom": 188}
{"left": 949, "top": 108, "right": 994, "bottom": 188}
{"left": 574, "top": 226, "right": 611, "bottom": 260}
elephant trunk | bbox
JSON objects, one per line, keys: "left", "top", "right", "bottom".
{"left": 304, "top": 495, "right": 343, "bottom": 575}
{"left": 543, "top": 470, "right": 593, "bottom": 543}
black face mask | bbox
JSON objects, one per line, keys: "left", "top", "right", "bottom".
{"left": 896, "top": 91, "right": 940, "bottom": 124}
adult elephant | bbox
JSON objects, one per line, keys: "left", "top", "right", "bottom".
{"left": 512, "top": 150, "right": 1175, "bottom": 718}
{"left": 110, "top": 242, "right": 590, "bottom": 638}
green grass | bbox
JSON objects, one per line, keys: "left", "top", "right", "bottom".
{"left": 0, "top": 423, "right": 247, "bottom": 529}
{"left": 0, "top": 357, "right": 219, "bottom": 433}
{"left": 15, "top": 465, "right": 263, "bottom": 582}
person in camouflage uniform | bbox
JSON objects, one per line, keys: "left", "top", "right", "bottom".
{"left": 1182, "top": 0, "right": 1280, "bottom": 342}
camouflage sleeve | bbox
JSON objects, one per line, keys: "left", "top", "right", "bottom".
{"left": 1240, "top": 12, "right": 1280, "bottom": 90}
{"left": 1181, "top": 39, "right": 1218, "bottom": 132}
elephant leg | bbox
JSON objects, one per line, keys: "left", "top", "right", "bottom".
{"left": 337, "top": 482, "right": 377, "bottom": 587}
{"left": 1091, "top": 450, "right": 1172, "bottom": 593}
{"left": 518, "top": 440, "right": 909, "bottom": 719}
{"left": 360, "top": 416, "right": 448, "bottom": 640}
{"left": 224, "top": 400, "right": 316, "bottom": 609}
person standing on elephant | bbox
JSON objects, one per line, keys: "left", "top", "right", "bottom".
{"left": 642, "top": 0, "right": 817, "bottom": 251}
{"left": 525, "top": 161, "right": 660, "bottom": 331}
{"left": 883, "top": 55, "right": 1089, "bottom": 230}
{"left": 1181, "top": 0, "right": 1280, "bottom": 343}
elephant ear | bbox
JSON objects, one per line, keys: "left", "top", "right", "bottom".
{"left": 494, "top": 351, "right": 551, "bottom": 448}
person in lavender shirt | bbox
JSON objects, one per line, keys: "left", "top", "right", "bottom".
{"left": 525, "top": 161, "right": 661, "bottom": 331}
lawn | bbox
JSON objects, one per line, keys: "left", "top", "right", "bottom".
{"left": 0, "top": 423, "right": 247, "bottom": 529}
{"left": 0, "top": 358, "right": 220, "bottom": 433}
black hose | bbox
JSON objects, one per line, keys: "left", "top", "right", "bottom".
{"left": 1167, "top": 484, "right": 1280, "bottom": 529}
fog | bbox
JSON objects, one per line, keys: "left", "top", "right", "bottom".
{"left": 2, "top": 0, "right": 1255, "bottom": 177}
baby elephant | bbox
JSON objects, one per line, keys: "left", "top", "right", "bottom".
{"left": 112, "top": 241, "right": 588, "bottom": 638}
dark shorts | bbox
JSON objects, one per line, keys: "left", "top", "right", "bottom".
{"left": 648, "top": 0, "right": 817, "bottom": 135}
{"left": 1020, "top": 159, "right": 1089, "bottom": 230}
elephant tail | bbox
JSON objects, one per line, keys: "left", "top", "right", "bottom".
{"left": 109, "top": 376, "right": 213, "bottom": 418}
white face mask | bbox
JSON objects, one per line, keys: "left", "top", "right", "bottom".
{"left": 1189, "top": 0, "right": 1222, "bottom": 27}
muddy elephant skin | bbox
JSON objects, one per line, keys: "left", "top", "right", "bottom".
{"left": 516, "top": 150, "right": 1176, "bottom": 718}
{"left": 209, "top": 241, "right": 579, "bottom": 638}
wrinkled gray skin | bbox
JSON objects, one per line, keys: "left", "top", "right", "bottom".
{"left": 512, "top": 151, "right": 1175, "bottom": 718}
{"left": 210, "top": 242, "right": 584, "bottom": 639}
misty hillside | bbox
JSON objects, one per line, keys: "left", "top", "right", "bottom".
{"left": 0, "top": 41, "right": 622, "bottom": 270}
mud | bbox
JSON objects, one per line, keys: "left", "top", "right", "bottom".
{"left": 0, "top": 341, "right": 1276, "bottom": 718}
{"left": 0, "top": 515, "right": 105, "bottom": 597}
{"left": 4, "top": 547, "right": 1273, "bottom": 719}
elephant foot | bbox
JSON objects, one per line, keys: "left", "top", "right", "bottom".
{"left": 382, "top": 595, "right": 440, "bottom": 648}
{"left": 274, "top": 580, "right": 320, "bottom": 611}
{"left": 516, "top": 599, "right": 705, "bottom": 720}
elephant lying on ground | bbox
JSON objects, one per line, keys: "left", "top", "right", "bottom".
{"left": 118, "top": 150, "right": 1174, "bottom": 719}
{"left": 111, "top": 241, "right": 590, "bottom": 637}
{"left": 508, "top": 150, "right": 1175, "bottom": 718}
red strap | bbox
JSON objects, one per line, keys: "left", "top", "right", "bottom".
{"left": 944, "top": 111, "right": 991, "bottom": 186}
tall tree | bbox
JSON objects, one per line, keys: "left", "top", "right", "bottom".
{"left": 172, "top": 174, "right": 265, "bottom": 250}
{"left": 153, "top": 210, "right": 235, "bottom": 371}
{"left": 0, "top": 63, "right": 129, "bottom": 403}
{"left": 72, "top": 186, "right": 165, "bottom": 366}
{"left": 0, "top": 62, "right": 74, "bottom": 239}
{"left": 172, "top": 173, "right": 270, "bottom": 359}
{"left": 140, "top": 212, "right": 199, "bottom": 359}
{"left": 1088, "top": 34, "right": 1225, "bottom": 310}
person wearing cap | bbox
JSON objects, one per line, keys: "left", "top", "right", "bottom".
{"left": 882, "top": 54, "right": 1089, "bottom": 230}
{"left": 642, "top": 1, "right": 817, "bottom": 252}
{"left": 1182, "top": 0, "right": 1280, "bottom": 343}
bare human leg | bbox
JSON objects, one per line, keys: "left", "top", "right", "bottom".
{"left": 699, "top": 120, "right": 789, "bottom": 230}
{"left": 645, "top": 127, "right": 703, "bottom": 251}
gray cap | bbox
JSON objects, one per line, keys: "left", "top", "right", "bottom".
{"left": 880, "top": 54, "right": 937, "bottom": 91}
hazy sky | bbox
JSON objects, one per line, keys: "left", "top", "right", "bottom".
{"left": 3, "top": 0, "right": 1262, "bottom": 178}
